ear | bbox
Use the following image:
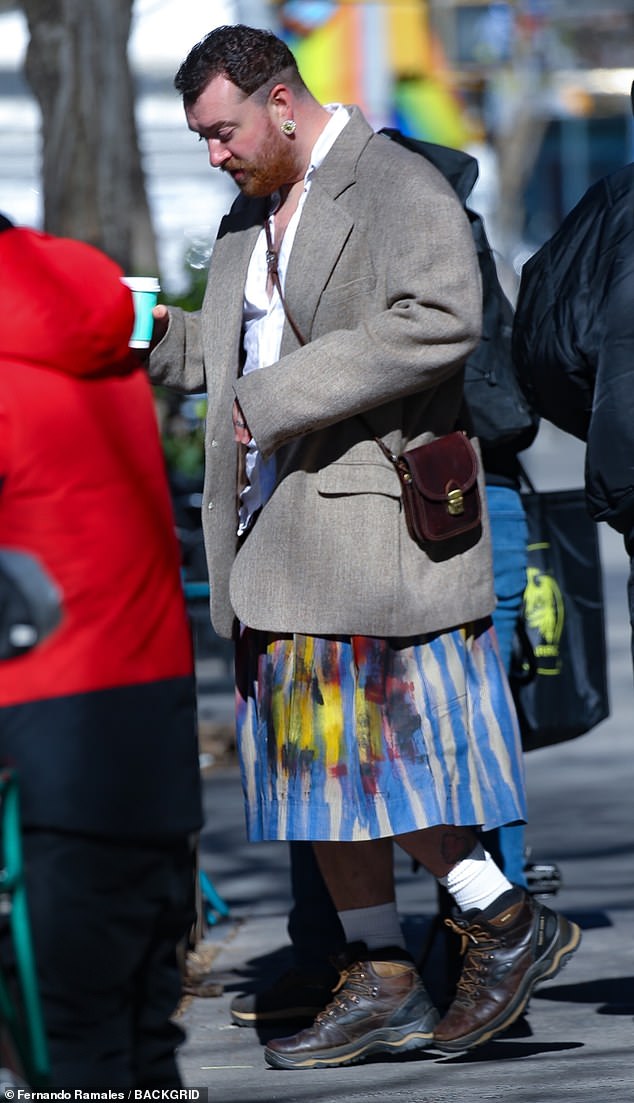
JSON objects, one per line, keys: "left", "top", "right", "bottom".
{"left": 267, "top": 82, "right": 294, "bottom": 125}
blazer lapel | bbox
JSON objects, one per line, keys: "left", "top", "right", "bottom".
{"left": 282, "top": 188, "right": 353, "bottom": 349}
{"left": 282, "top": 107, "right": 375, "bottom": 348}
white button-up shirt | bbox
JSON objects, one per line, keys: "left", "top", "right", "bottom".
{"left": 237, "top": 105, "right": 350, "bottom": 535}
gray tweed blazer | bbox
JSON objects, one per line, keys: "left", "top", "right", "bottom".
{"left": 150, "top": 107, "right": 494, "bottom": 640}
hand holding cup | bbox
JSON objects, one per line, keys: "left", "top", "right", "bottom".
{"left": 120, "top": 276, "right": 161, "bottom": 348}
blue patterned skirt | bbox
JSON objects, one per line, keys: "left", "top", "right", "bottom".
{"left": 235, "top": 620, "right": 526, "bottom": 842}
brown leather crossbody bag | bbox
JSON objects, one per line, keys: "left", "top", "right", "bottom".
{"left": 373, "top": 431, "right": 481, "bottom": 545}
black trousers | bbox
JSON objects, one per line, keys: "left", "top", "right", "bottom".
{"left": 19, "top": 829, "right": 196, "bottom": 1088}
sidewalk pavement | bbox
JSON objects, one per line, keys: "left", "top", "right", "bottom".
{"left": 178, "top": 424, "right": 634, "bottom": 1102}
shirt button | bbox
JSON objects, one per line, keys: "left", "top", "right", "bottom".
{"left": 211, "top": 439, "right": 218, "bottom": 447}
{"left": 207, "top": 500, "right": 214, "bottom": 510}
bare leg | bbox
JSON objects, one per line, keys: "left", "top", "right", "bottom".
{"left": 395, "top": 825, "right": 478, "bottom": 879}
{"left": 313, "top": 827, "right": 479, "bottom": 909}
{"left": 313, "top": 838, "right": 395, "bottom": 909}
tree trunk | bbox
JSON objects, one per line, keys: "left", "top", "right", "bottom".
{"left": 21, "top": 0, "right": 157, "bottom": 274}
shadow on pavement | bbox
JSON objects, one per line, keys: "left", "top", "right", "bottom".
{"left": 534, "top": 974, "right": 634, "bottom": 1014}
{"left": 435, "top": 1039, "right": 585, "bottom": 1064}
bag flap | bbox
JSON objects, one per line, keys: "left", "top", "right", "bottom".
{"left": 401, "top": 432, "right": 478, "bottom": 501}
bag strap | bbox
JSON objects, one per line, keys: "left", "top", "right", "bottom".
{"left": 264, "top": 219, "right": 308, "bottom": 349}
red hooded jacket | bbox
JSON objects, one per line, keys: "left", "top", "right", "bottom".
{"left": 0, "top": 229, "right": 202, "bottom": 838}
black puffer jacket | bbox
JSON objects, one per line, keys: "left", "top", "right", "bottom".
{"left": 513, "top": 163, "right": 634, "bottom": 539}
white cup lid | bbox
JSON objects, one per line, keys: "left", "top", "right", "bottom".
{"left": 120, "top": 276, "right": 161, "bottom": 292}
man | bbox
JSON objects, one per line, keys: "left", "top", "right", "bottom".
{"left": 0, "top": 218, "right": 203, "bottom": 1087}
{"left": 513, "top": 88, "right": 634, "bottom": 672}
{"left": 229, "top": 144, "right": 539, "bottom": 1030}
{"left": 149, "top": 24, "right": 580, "bottom": 1068}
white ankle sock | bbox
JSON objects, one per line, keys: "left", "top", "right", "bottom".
{"left": 337, "top": 902, "right": 406, "bottom": 952}
{"left": 439, "top": 842, "right": 513, "bottom": 913}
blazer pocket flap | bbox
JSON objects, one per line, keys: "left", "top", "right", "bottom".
{"left": 318, "top": 462, "right": 401, "bottom": 498}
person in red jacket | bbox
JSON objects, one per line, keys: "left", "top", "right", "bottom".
{"left": 0, "top": 218, "right": 203, "bottom": 1087}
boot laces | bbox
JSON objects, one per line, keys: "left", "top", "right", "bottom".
{"left": 444, "top": 918, "right": 500, "bottom": 1004}
{"left": 315, "top": 963, "right": 379, "bottom": 1022}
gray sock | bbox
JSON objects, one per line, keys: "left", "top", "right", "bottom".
{"left": 337, "top": 902, "right": 406, "bottom": 952}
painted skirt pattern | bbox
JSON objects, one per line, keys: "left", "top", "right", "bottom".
{"left": 235, "top": 620, "right": 526, "bottom": 842}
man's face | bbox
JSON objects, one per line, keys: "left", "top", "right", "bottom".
{"left": 186, "top": 75, "right": 298, "bottom": 198}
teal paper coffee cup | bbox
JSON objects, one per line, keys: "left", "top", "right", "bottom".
{"left": 120, "top": 276, "right": 161, "bottom": 348}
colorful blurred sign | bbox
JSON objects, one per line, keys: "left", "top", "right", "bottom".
{"left": 278, "top": 0, "right": 476, "bottom": 146}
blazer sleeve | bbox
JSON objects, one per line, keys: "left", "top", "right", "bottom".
{"left": 148, "top": 306, "right": 206, "bottom": 395}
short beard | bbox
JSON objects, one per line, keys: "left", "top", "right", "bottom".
{"left": 223, "top": 128, "right": 300, "bottom": 198}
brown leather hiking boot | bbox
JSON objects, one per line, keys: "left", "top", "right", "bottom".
{"left": 264, "top": 949, "right": 439, "bottom": 1069}
{"left": 433, "top": 886, "right": 582, "bottom": 1052}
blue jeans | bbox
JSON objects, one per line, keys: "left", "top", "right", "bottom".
{"left": 479, "top": 485, "right": 528, "bottom": 888}
{"left": 287, "top": 485, "right": 529, "bottom": 966}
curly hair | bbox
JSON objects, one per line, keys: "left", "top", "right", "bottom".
{"left": 174, "top": 24, "right": 303, "bottom": 106}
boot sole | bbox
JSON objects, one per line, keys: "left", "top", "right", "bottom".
{"left": 433, "top": 917, "right": 582, "bottom": 1054}
{"left": 264, "top": 1019, "right": 438, "bottom": 1069}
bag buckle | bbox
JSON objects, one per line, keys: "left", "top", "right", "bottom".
{"left": 446, "top": 487, "right": 464, "bottom": 516}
